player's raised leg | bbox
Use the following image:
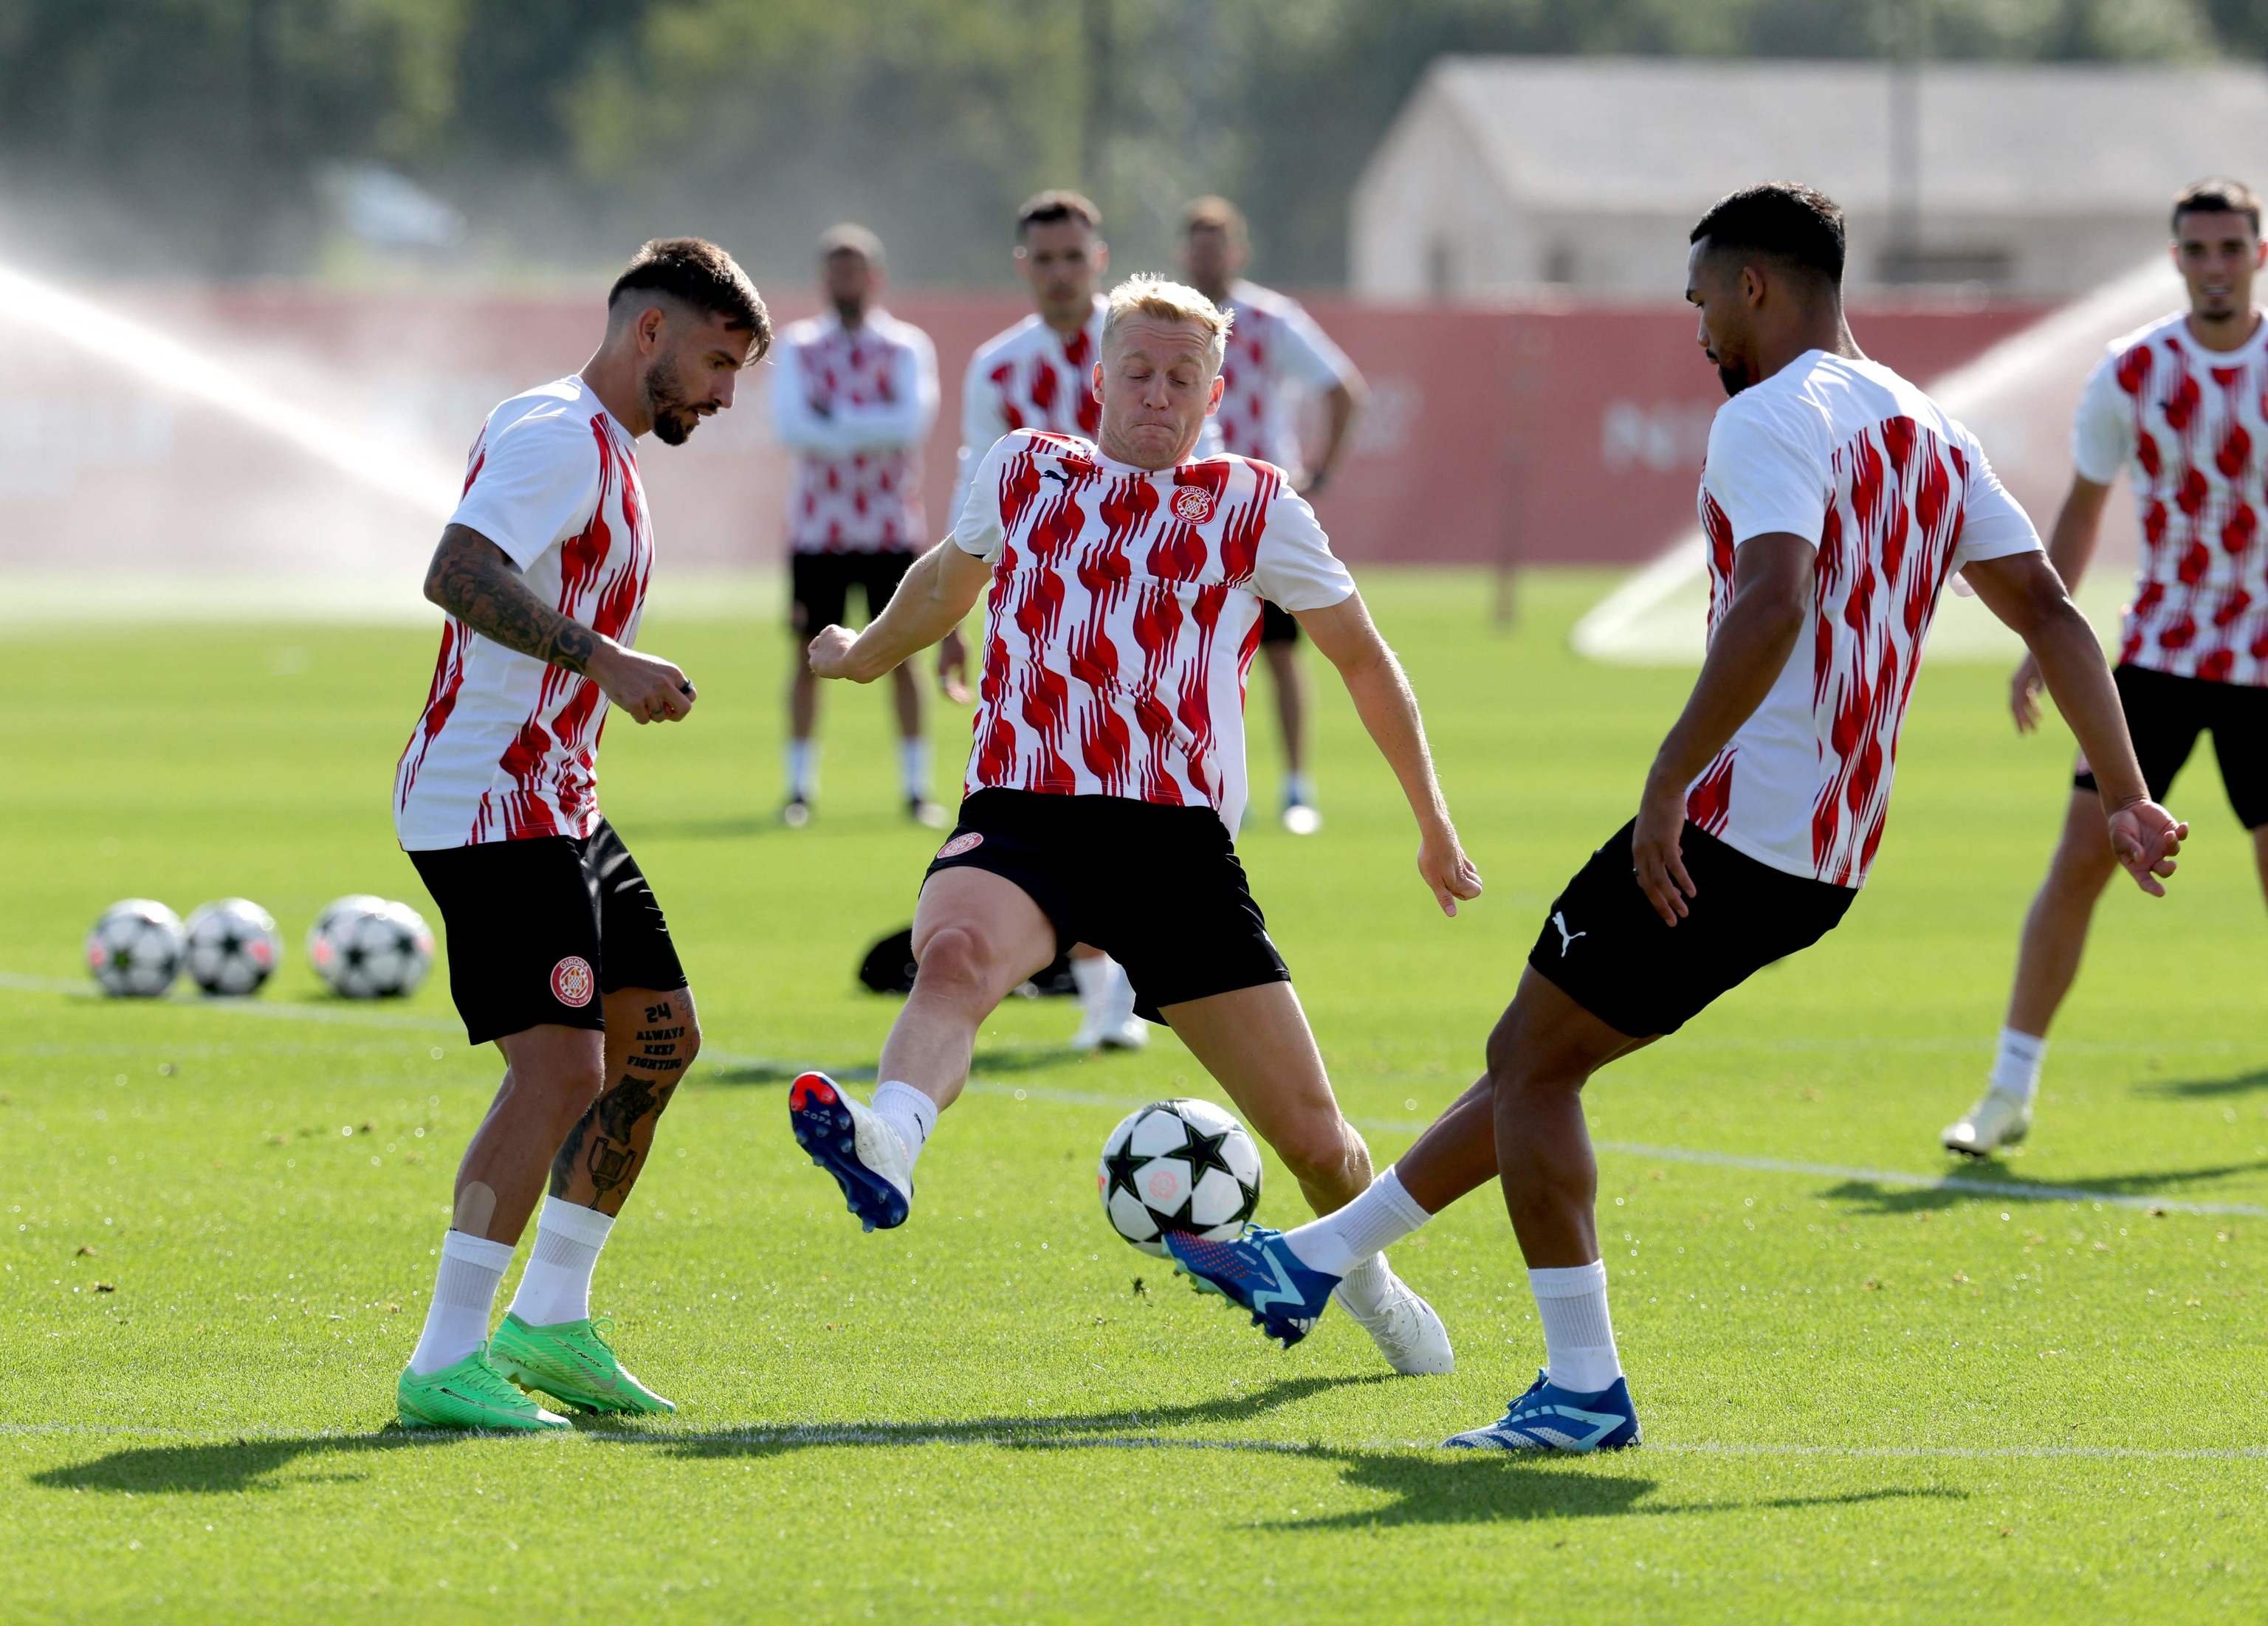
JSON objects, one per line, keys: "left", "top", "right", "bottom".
{"left": 791, "top": 865, "right": 1056, "bottom": 1230}
{"left": 1945, "top": 789, "right": 2116, "bottom": 1155}
{"left": 492, "top": 982, "right": 699, "bottom": 1415}
{"left": 1163, "top": 982, "right": 1452, "bottom": 1374}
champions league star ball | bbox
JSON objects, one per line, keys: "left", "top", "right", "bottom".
{"left": 85, "top": 899, "right": 187, "bottom": 998}
{"left": 1098, "top": 1098, "right": 1263, "bottom": 1256}
{"left": 182, "top": 898, "right": 282, "bottom": 996}
{"left": 309, "top": 898, "right": 435, "bottom": 999}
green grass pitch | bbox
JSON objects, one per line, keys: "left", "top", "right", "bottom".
{"left": 4, "top": 570, "right": 2264, "bottom": 1622}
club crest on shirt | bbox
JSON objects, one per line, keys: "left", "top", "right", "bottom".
{"left": 551, "top": 955, "right": 596, "bottom": 1008}
{"left": 936, "top": 831, "right": 984, "bottom": 860}
{"left": 1171, "top": 487, "right": 1215, "bottom": 524}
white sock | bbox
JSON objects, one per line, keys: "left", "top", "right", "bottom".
{"left": 408, "top": 1230, "right": 514, "bottom": 1376}
{"left": 505, "top": 1196, "right": 613, "bottom": 1327}
{"left": 1104, "top": 960, "right": 1140, "bottom": 1028}
{"left": 899, "top": 737, "right": 932, "bottom": 800}
{"left": 1990, "top": 1027, "right": 2047, "bottom": 1103}
{"left": 1282, "top": 1167, "right": 1431, "bottom": 1277}
{"left": 786, "top": 739, "right": 817, "bottom": 801}
{"left": 872, "top": 1080, "right": 937, "bottom": 1173}
{"left": 1071, "top": 954, "right": 1114, "bottom": 1024}
{"left": 1531, "top": 1259, "right": 1622, "bottom": 1395}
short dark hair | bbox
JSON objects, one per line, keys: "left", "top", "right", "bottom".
{"left": 1183, "top": 195, "right": 1248, "bottom": 242}
{"left": 1689, "top": 183, "right": 1846, "bottom": 286}
{"left": 817, "top": 222, "right": 885, "bottom": 267}
{"left": 2172, "top": 177, "right": 2261, "bottom": 237}
{"left": 608, "top": 237, "right": 773, "bottom": 357}
{"left": 1016, "top": 189, "right": 1101, "bottom": 239}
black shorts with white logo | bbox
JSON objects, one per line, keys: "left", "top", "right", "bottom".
{"left": 1527, "top": 818, "right": 1857, "bottom": 1039}
{"left": 407, "top": 818, "right": 687, "bottom": 1046}
{"left": 789, "top": 548, "right": 918, "bottom": 633}
{"left": 922, "top": 788, "right": 1289, "bottom": 1023}
{"left": 2073, "top": 662, "right": 2268, "bottom": 829}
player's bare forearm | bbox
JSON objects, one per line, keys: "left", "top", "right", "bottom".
{"left": 1643, "top": 537, "right": 1812, "bottom": 799}
{"left": 2041, "top": 476, "right": 2112, "bottom": 595}
{"left": 816, "top": 540, "right": 989, "bottom": 683}
{"left": 424, "top": 525, "right": 602, "bottom": 675}
{"left": 1964, "top": 550, "right": 2147, "bottom": 805}
{"left": 1308, "top": 381, "right": 1363, "bottom": 486}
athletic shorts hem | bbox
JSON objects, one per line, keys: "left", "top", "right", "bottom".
{"left": 2072, "top": 662, "right": 2268, "bottom": 828}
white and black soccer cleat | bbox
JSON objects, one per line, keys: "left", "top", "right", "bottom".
{"left": 1942, "top": 1087, "right": 2032, "bottom": 1158}
{"left": 789, "top": 1072, "right": 913, "bottom": 1230}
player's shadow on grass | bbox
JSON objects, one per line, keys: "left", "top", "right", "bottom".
{"left": 2141, "top": 1065, "right": 2268, "bottom": 1099}
{"left": 27, "top": 1427, "right": 473, "bottom": 1496}
{"left": 708, "top": 1044, "right": 1091, "bottom": 1087}
{"left": 1822, "top": 1157, "right": 2268, "bottom": 1216}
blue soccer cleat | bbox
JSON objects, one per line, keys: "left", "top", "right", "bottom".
{"left": 788, "top": 1072, "right": 913, "bottom": 1232}
{"left": 1443, "top": 1370, "right": 1642, "bottom": 1453}
{"left": 1164, "top": 1224, "right": 1341, "bottom": 1348}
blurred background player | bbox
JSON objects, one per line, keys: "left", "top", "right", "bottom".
{"left": 770, "top": 224, "right": 946, "bottom": 827}
{"left": 1946, "top": 178, "right": 2268, "bottom": 1157}
{"left": 952, "top": 189, "right": 1144, "bottom": 1048}
{"left": 796, "top": 274, "right": 1484, "bottom": 1376}
{"left": 1169, "top": 185, "right": 2184, "bottom": 1451}
{"left": 1181, "top": 195, "right": 1367, "bottom": 834}
{"left": 391, "top": 239, "right": 771, "bottom": 1431}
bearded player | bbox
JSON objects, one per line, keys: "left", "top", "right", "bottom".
{"left": 794, "top": 275, "right": 1484, "bottom": 1376}
{"left": 392, "top": 239, "right": 771, "bottom": 1430}
{"left": 1181, "top": 196, "right": 1367, "bottom": 833}
{"left": 1169, "top": 185, "right": 2186, "bottom": 1450}
{"left": 1945, "top": 177, "right": 2268, "bottom": 1156}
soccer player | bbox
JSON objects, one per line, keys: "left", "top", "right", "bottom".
{"left": 952, "top": 189, "right": 1151, "bottom": 1050}
{"left": 794, "top": 274, "right": 1485, "bottom": 1377}
{"left": 1181, "top": 196, "right": 1367, "bottom": 834}
{"left": 1945, "top": 177, "right": 2268, "bottom": 1156}
{"left": 772, "top": 224, "right": 947, "bottom": 827}
{"left": 1167, "top": 185, "right": 2188, "bottom": 1450}
{"left": 391, "top": 239, "right": 771, "bottom": 1431}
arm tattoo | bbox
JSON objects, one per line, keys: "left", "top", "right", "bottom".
{"left": 425, "top": 525, "right": 598, "bottom": 674}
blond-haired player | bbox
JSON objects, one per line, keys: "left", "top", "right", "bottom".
{"left": 791, "top": 275, "right": 1483, "bottom": 1376}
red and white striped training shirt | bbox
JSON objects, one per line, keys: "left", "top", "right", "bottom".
{"left": 952, "top": 429, "right": 1354, "bottom": 833}
{"left": 1688, "top": 352, "right": 2043, "bottom": 888}
{"left": 1212, "top": 280, "right": 1357, "bottom": 480}
{"left": 949, "top": 299, "right": 1108, "bottom": 529}
{"left": 769, "top": 308, "right": 938, "bottom": 553}
{"left": 2073, "top": 311, "right": 2268, "bottom": 685}
{"left": 394, "top": 376, "right": 653, "bottom": 851}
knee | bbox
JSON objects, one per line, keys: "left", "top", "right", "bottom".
{"left": 2046, "top": 833, "right": 2118, "bottom": 895}
{"left": 913, "top": 926, "right": 997, "bottom": 1002}
{"left": 1483, "top": 1013, "right": 1576, "bottom": 1103}
{"left": 1271, "top": 1114, "right": 1358, "bottom": 1189}
{"left": 516, "top": 1050, "right": 605, "bottom": 1116}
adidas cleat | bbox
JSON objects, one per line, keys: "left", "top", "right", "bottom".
{"left": 1336, "top": 1269, "right": 1454, "bottom": 1376}
{"left": 1942, "top": 1087, "right": 2032, "bottom": 1158}
{"left": 489, "top": 1312, "right": 674, "bottom": 1415}
{"left": 1164, "top": 1224, "right": 1340, "bottom": 1348}
{"left": 396, "top": 1349, "right": 571, "bottom": 1433}
{"left": 1444, "top": 1370, "right": 1641, "bottom": 1453}
{"left": 789, "top": 1071, "right": 913, "bottom": 1231}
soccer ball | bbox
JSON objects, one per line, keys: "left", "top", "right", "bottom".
{"left": 1098, "top": 1098, "right": 1263, "bottom": 1256}
{"left": 309, "top": 898, "right": 435, "bottom": 999}
{"left": 182, "top": 898, "right": 281, "bottom": 996}
{"left": 85, "top": 899, "right": 186, "bottom": 998}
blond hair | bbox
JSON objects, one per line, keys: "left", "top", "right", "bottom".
{"left": 1102, "top": 275, "right": 1233, "bottom": 370}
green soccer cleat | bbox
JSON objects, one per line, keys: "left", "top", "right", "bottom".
{"left": 488, "top": 1312, "right": 676, "bottom": 1415}
{"left": 396, "top": 1348, "right": 571, "bottom": 1433}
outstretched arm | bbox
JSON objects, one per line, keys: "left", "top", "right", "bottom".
{"left": 807, "top": 537, "right": 992, "bottom": 683}
{"left": 2009, "top": 475, "right": 2113, "bottom": 731}
{"left": 422, "top": 524, "right": 693, "bottom": 723}
{"left": 1296, "top": 590, "right": 1482, "bottom": 916}
{"left": 1962, "top": 549, "right": 2187, "bottom": 894}
{"left": 1634, "top": 532, "right": 1813, "bottom": 925}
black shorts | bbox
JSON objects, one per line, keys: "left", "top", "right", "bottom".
{"left": 407, "top": 819, "right": 687, "bottom": 1046}
{"left": 2073, "top": 662, "right": 2268, "bottom": 828}
{"left": 922, "top": 788, "right": 1288, "bottom": 1022}
{"left": 1527, "top": 819, "right": 1857, "bottom": 1038}
{"left": 1260, "top": 601, "right": 1302, "bottom": 646}
{"left": 790, "top": 549, "right": 917, "bottom": 633}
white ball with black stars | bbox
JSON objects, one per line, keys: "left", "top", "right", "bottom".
{"left": 309, "top": 898, "right": 435, "bottom": 999}
{"left": 182, "top": 898, "right": 281, "bottom": 996}
{"left": 85, "top": 898, "right": 186, "bottom": 998}
{"left": 1097, "top": 1098, "right": 1262, "bottom": 1255}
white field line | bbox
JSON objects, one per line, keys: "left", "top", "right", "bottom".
{"left": 1, "top": 1419, "right": 2264, "bottom": 1463}
{"left": 6, "top": 975, "right": 2261, "bottom": 1220}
